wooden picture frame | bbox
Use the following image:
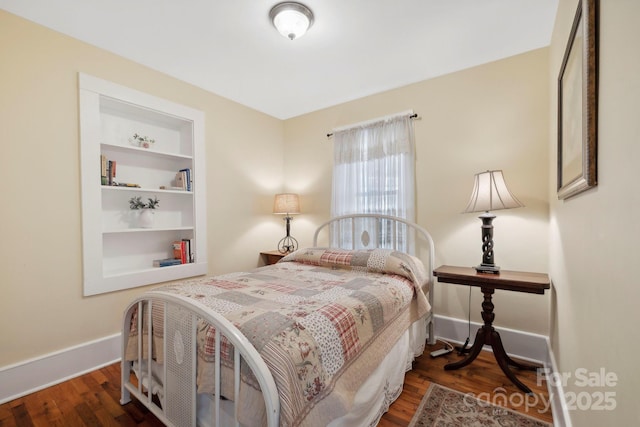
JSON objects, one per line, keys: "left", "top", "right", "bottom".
{"left": 557, "top": 0, "right": 598, "bottom": 200}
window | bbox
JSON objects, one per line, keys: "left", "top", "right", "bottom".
{"left": 330, "top": 113, "right": 416, "bottom": 250}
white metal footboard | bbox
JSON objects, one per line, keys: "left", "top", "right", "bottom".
{"left": 313, "top": 214, "right": 436, "bottom": 345}
{"left": 120, "top": 214, "right": 435, "bottom": 426}
{"left": 120, "top": 291, "right": 279, "bottom": 427}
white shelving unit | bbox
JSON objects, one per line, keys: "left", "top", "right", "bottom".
{"left": 79, "top": 73, "right": 207, "bottom": 296}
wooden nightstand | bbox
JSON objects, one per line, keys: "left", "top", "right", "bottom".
{"left": 433, "top": 265, "right": 550, "bottom": 394}
{"left": 260, "top": 250, "right": 288, "bottom": 265}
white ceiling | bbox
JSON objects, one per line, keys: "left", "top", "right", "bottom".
{"left": 1, "top": 0, "right": 558, "bottom": 120}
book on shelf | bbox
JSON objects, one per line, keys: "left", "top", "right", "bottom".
{"left": 181, "top": 240, "right": 187, "bottom": 263}
{"left": 175, "top": 168, "right": 192, "bottom": 191}
{"left": 153, "top": 258, "right": 183, "bottom": 267}
{"left": 179, "top": 168, "right": 192, "bottom": 191}
{"left": 100, "top": 155, "right": 107, "bottom": 185}
{"left": 172, "top": 239, "right": 194, "bottom": 264}
{"left": 175, "top": 171, "right": 186, "bottom": 190}
{"left": 183, "top": 238, "right": 194, "bottom": 263}
{"left": 172, "top": 241, "right": 182, "bottom": 260}
{"left": 100, "top": 155, "right": 118, "bottom": 186}
{"left": 108, "top": 160, "right": 116, "bottom": 185}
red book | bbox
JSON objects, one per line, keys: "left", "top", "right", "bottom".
{"left": 180, "top": 241, "right": 187, "bottom": 264}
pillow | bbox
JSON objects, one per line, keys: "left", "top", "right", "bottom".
{"left": 281, "top": 247, "right": 428, "bottom": 288}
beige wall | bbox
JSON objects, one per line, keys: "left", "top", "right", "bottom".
{"left": 0, "top": 9, "right": 552, "bottom": 368}
{"left": 0, "top": 10, "right": 284, "bottom": 366}
{"left": 9, "top": 7, "right": 638, "bottom": 423}
{"left": 549, "top": 1, "right": 640, "bottom": 425}
{"left": 283, "top": 48, "right": 551, "bottom": 334}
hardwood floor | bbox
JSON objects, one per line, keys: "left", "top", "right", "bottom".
{"left": 379, "top": 342, "right": 553, "bottom": 426}
{"left": 0, "top": 342, "right": 552, "bottom": 426}
{"left": 0, "top": 363, "right": 164, "bottom": 427}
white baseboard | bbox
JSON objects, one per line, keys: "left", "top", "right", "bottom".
{"left": 0, "top": 333, "right": 121, "bottom": 405}
{"left": 543, "top": 336, "right": 572, "bottom": 427}
{"left": 433, "top": 314, "right": 571, "bottom": 427}
{"left": 1, "top": 318, "right": 573, "bottom": 427}
{"left": 433, "top": 314, "right": 548, "bottom": 364}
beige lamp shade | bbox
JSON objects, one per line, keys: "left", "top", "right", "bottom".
{"left": 463, "top": 170, "right": 523, "bottom": 213}
{"left": 273, "top": 193, "right": 300, "bottom": 215}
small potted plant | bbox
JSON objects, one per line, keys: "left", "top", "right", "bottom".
{"left": 129, "top": 196, "right": 159, "bottom": 228}
{"left": 130, "top": 133, "right": 155, "bottom": 149}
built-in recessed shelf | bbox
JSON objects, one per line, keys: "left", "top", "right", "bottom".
{"left": 102, "top": 186, "right": 193, "bottom": 195}
{"left": 100, "top": 142, "right": 194, "bottom": 160}
{"left": 79, "top": 73, "right": 207, "bottom": 296}
{"left": 103, "top": 227, "right": 194, "bottom": 234}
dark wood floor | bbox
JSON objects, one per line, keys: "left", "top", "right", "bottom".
{"left": 0, "top": 342, "right": 552, "bottom": 426}
{"left": 379, "top": 342, "right": 552, "bottom": 426}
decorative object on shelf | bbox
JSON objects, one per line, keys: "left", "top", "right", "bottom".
{"left": 138, "top": 209, "right": 154, "bottom": 228}
{"left": 269, "top": 2, "right": 314, "bottom": 40}
{"left": 463, "top": 170, "right": 523, "bottom": 274}
{"left": 129, "top": 133, "right": 155, "bottom": 149}
{"left": 129, "top": 196, "right": 160, "bottom": 228}
{"left": 129, "top": 196, "right": 160, "bottom": 210}
{"left": 273, "top": 193, "right": 300, "bottom": 253}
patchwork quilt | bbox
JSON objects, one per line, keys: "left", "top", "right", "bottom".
{"left": 125, "top": 247, "right": 430, "bottom": 426}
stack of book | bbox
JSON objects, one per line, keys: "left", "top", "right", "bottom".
{"left": 152, "top": 238, "right": 194, "bottom": 267}
{"left": 100, "top": 154, "right": 139, "bottom": 187}
{"left": 175, "top": 168, "right": 192, "bottom": 191}
{"left": 152, "top": 258, "right": 182, "bottom": 267}
{"left": 100, "top": 155, "right": 116, "bottom": 185}
{"left": 173, "top": 239, "right": 194, "bottom": 264}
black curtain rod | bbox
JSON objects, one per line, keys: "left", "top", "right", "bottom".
{"left": 326, "top": 113, "right": 418, "bottom": 138}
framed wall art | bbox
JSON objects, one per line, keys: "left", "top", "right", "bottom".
{"left": 557, "top": 0, "right": 598, "bottom": 200}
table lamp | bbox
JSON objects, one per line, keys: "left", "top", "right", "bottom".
{"left": 273, "top": 193, "right": 300, "bottom": 253}
{"left": 463, "top": 170, "right": 523, "bottom": 273}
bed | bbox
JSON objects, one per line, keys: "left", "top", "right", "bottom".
{"left": 120, "top": 214, "right": 435, "bottom": 427}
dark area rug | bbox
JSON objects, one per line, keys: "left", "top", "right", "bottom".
{"left": 408, "top": 383, "right": 552, "bottom": 427}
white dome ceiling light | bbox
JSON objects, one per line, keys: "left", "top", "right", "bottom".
{"left": 269, "top": 2, "right": 314, "bottom": 40}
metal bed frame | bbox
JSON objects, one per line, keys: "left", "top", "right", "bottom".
{"left": 120, "top": 214, "right": 436, "bottom": 427}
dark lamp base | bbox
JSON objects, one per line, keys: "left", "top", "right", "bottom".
{"left": 474, "top": 264, "right": 501, "bottom": 274}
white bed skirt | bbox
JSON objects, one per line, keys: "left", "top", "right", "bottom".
{"left": 196, "top": 317, "right": 427, "bottom": 427}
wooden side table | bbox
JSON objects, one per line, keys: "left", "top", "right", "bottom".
{"left": 433, "top": 265, "right": 550, "bottom": 394}
{"left": 260, "top": 250, "right": 288, "bottom": 265}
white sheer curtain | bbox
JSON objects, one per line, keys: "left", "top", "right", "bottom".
{"left": 330, "top": 112, "right": 416, "bottom": 250}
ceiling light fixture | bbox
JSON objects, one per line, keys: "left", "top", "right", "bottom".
{"left": 269, "top": 2, "right": 314, "bottom": 40}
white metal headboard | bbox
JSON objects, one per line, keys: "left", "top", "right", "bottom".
{"left": 313, "top": 214, "right": 436, "bottom": 344}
